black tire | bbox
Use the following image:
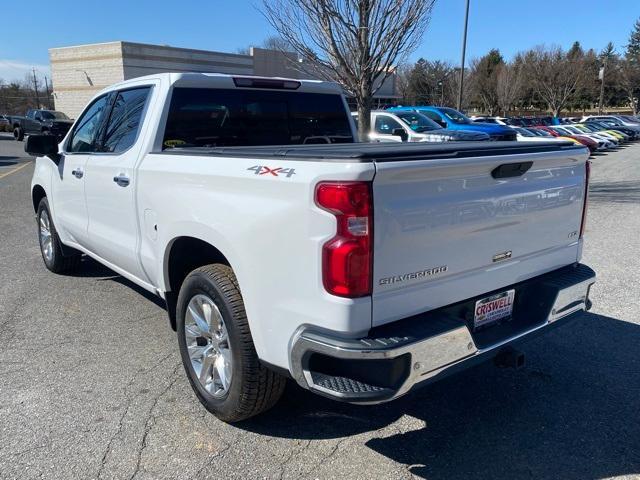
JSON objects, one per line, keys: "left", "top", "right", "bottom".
{"left": 14, "top": 127, "right": 23, "bottom": 141}
{"left": 37, "top": 197, "right": 81, "bottom": 273}
{"left": 176, "top": 264, "right": 286, "bottom": 422}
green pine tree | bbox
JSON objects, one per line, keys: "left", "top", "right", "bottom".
{"left": 626, "top": 18, "right": 640, "bottom": 62}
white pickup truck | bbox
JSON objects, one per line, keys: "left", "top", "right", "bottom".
{"left": 28, "top": 73, "right": 595, "bottom": 422}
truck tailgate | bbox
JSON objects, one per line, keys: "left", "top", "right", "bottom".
{"left": 371, "top": 146, "right": 589, "bottom": 327}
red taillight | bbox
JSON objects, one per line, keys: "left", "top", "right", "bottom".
{"left": 315, "top": 182, "right": 372, "bottom": 298}
{"left": 580, "top": 160, "right": 590, "bottom": 238}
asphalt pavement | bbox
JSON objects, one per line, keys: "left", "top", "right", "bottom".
{"left": 1, "top": 132, "right": 639, "bottom": 479}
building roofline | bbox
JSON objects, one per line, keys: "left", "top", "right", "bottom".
{"left": 49, "top": 41, "right": 124, "bottom": 51}
{"left": 49, "top": 40, "right": 251, "bottom": 60}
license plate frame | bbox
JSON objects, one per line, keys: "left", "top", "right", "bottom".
{"left": 473, "top": 289, "right": 515, "bottom": 330}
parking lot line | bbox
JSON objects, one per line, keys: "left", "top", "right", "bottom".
{"left": 0, "top": 161, "right": 32, "bottom": 180}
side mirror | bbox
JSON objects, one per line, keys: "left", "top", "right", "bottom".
{"left": 392, "top": 128, "right": 409, "bottom": 142}
{"left": 25, "top": 134, "right": 61, "bottom": 163}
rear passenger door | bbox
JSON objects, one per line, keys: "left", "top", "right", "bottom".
{"left": 83, "top": 85, "right": 152, "bottom": 282}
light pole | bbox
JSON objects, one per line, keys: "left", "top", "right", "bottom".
{"left": 457, "top": 0, "right": 470, "bottom": 111}
{"left": 598, "top": 59, "right": 607, "bottom": 115}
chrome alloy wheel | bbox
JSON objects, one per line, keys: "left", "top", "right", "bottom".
{"left": 185, "top": 294, "right": 233, "bottom": 398}
{"left": 39, "top": 210, "right": 53, "bottom": 263}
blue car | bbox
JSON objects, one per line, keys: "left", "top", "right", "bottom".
{"left": 389, "top": 106, "right": 517, "bottom": 141}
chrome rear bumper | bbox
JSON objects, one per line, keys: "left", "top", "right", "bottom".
{"left": 290, "top": 263, "right": 595, "bottom": 403}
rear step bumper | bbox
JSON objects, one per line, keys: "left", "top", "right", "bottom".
{"left": 290, "top": 263, "right": 595, "bottom": 404}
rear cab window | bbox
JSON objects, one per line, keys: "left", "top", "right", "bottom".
{"left": 162, "top": 88, "right": 354, "bottom": 148}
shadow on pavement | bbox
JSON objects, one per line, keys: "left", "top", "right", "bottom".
{"left": 59, "top": 255, "right": 640, "bottom": 478}
{"left": 243, "top": 312, "right": 640, "bottom": 479}
{"left": 0, "top": 157, "right": 18, "bottom": 166}
{"left": 589, "top": 180, "right": 640, "bottom": 204}
{"left": 68, "top": 256, "right": 166, "bottom": 309}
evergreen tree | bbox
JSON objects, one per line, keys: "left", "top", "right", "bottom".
{"left": 470, "top": 49, "right": 504, "bottom": 114}
{"left": 626, "top": 18, "right": 640, "bottom": 62}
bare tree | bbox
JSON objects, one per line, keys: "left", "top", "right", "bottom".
{"left": 524, "top": 46, "right": 586, "bottom": 116}
{"left": 261, "top": 0, "right": 435, "bottom": 141}
{"left": 496, "top": 62, "right": 523, "bottom": 115}
{"left": 261, "top": 35, "right": 293, "bottom": 52}
{"left": 447, "top": 67, "right": 474, "bottom": 111}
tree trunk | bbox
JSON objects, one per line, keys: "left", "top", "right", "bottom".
{"left": 356, "top": 81, "right": 373, "bottom": 142}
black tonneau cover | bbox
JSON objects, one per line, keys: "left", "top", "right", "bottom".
{"left": 161, "top": 141, "right": 584, "bottom": 163}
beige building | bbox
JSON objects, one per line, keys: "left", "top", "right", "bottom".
{"left": 49, "top": 41, "right": 399, "bottom": 118}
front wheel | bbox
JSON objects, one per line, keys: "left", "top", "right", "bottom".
{"left": 13, "top": 127, "right": 23, "bottom": 141}
{"left": 37, "top": 198, "right": 81, "bottom": 273}
{"left": 176, "top": 264, "right": 286, "bottom": 422}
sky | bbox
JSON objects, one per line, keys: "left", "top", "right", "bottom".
{"left": 1, "top": 0, "right": 639, "bottom": 82}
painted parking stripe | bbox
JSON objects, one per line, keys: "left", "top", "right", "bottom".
{"left": 0, "top": 161, "right": 32, "bottom": 180}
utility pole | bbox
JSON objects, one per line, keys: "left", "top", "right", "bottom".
{"left": 32, "top": 68, "right": 40, "bottom": 109}
{"left": 43, "top": 76, "right": 51, "bottom": 109}
{"left": 457, "top": 0, "right": 470, "bottom": 111}
{"left": 598, "top": 58, "right": 607, "bottom": 115}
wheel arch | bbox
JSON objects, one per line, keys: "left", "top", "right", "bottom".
{"left": 31, "top": 184, "right": 47, "bottom": 214}
{"left": 163, "top": 236, "right": 232, "bottom": 331}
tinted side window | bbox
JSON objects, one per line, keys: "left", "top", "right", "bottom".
{"left": 374, "top": 116, "right": 403, "bottom": 134}
{"left": 162, "top": 88, "right": 353, "bottom": 148}
{"left": 102, "top": 87, "right": 151, "bottom": 153}
{"left": 421, "top": 110, "right": 443, "bottom": 123}
{"left": 68, "top": 95, "right": 109, "bottom": 153}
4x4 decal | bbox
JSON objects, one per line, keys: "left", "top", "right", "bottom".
{"left": 247, "top": 165, "right": 296, "bottom": 178}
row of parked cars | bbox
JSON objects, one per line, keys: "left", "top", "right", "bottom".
{"left": 473, "top": 114, "right": 640, "bottom": 152}
{"left": 356, "top": 106, "right": 640, "bottom": 152}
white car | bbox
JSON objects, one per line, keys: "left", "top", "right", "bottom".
{"left": 511, "top": 127, "right": 571, "bottom": 143}
{"left": 550, "top": 126, "right": 616, "bottom": 150}
{"left": 353, "top": 110, "right": 489, "bottom": 142}
{"left": 561, "top": 124, "right": 621, "bottom": 144}
{"left": 472, "top": 116, "right": 509, "bottom": 125}
{"left": 28, "top": 73, "right": 595, "bottom": 422}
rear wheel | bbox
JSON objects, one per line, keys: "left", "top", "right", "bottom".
{"left": 37, "top": 198, "right": 81, "bottom": 273}
{"left": 176, "top": 264, "right": 286, "bottom": 422}
{"left": 13, "top": 127, "right": 23, "bottom": 141}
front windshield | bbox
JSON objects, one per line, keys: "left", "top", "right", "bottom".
{"left": 439, "top": 107, "right": 471, "bottom": 124}
{"left": 527, "top": 128, "right": 546, "bottom": 137}
{"left": 41, "top": 111, "right": 69, "bottom": 120}
{"left": 396, "top": 112, "right": 442, "bottom": 132}
{"left": 515, "top": 127, "right": 534, "bottom": 137}
{"left": 564, "top": 126, "right": 583, "bottom": 134}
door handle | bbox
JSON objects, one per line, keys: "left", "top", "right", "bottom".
{"left": 113, "top": 174, "right": 130, "bottom": 187}
{"left": 71, "top": 169, "right": 83, "bottom": 179}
